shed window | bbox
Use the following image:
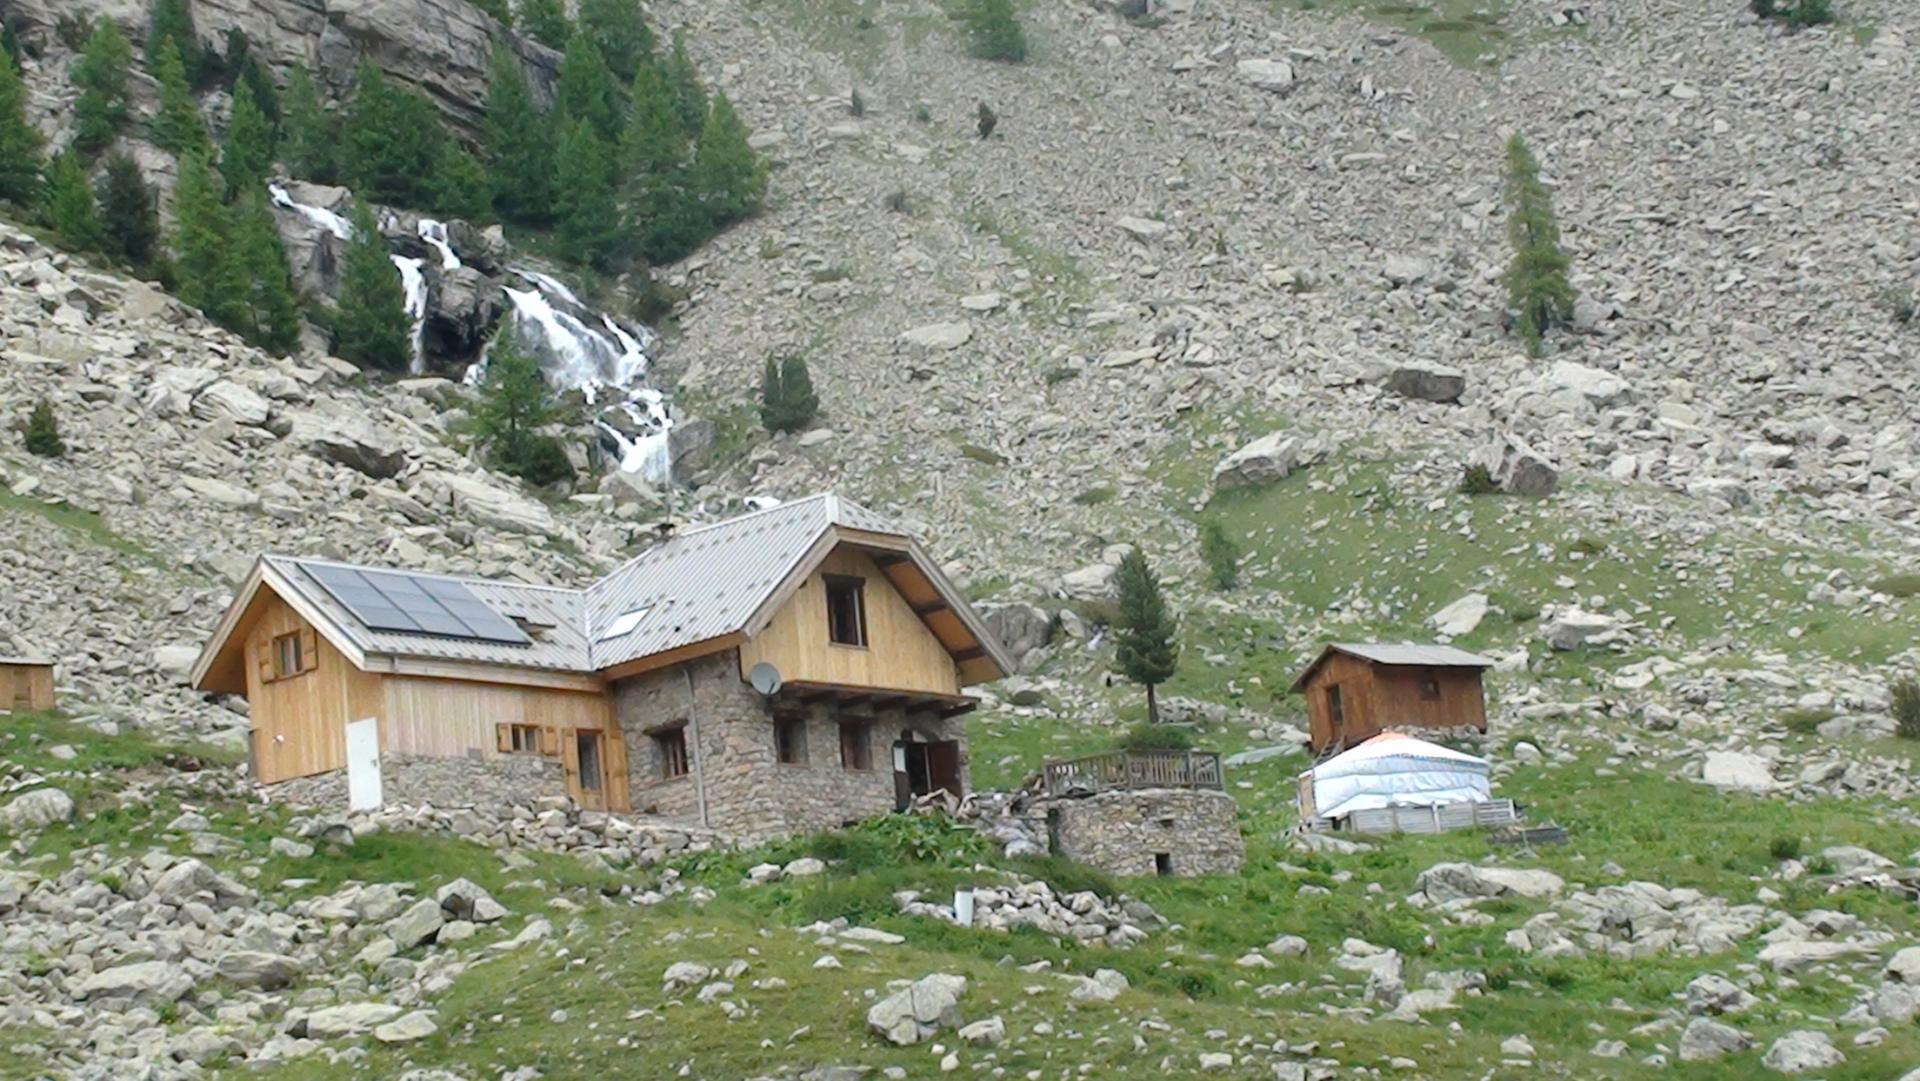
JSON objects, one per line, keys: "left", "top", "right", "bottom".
{"left": 839, "top": 722, "right": 871, "bottom": 770}
{"left": 270, "top": 631, "right": 315, "bottom": 680}
{"left": 654, "top": 727, "right": 689, "bottom": 779}
{"left": 775, "top": 716, "right": 808, "bottom": 765}
{"left": 501, "top": 724, "right": 541, "bottom": 754}
{"left": 1326, "top": 684, "right": 1345, "bottom": 726}
{"left": 1419, "top": 675, "right": 1441, "bottom": 700}
{"left": 825, "top": 575, "right": 868, "bottom": 647}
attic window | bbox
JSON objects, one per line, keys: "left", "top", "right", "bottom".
{"left": 597, "top": 606, "right": 653, "bottom": 643}
{"left": 272, "top": 633, "right": 303, "bottom": 679}
{"left": 509, "top": 615, "right": 556, "bottom": 642}
{"left": 825, "top": 576, "right": 867, "bottom": 647}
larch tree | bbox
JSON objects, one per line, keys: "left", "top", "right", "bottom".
{"left": 557, "top": 32, "right": 623, "bottom": 142}
{"left": 475, "top": 330, "right": 573, "bottom": 485}
{"left": 171, "top": 150, "right": 249, "bottom": 332}
{"left": 97, "top": 153, "right": 160, "bottom": 270}
{"left": 661, "top": 31, "right": 708, "bottom": 137}
{"left": 1502, "top": 134, "right": 1577, "bottom": 356}
{"left": 145, "top": 0, "right": 201, "bottom": 85}
{"left": 555, "top": 119, "right": 621, "bottom": 268}
{"left": 758, "top": 354, "right": 818, "bottom": 434}
{"left": 965, "top": 0, "right": 1028, "bottom": 63}
{"left": 219, "top": 78, "right": 275, "bottom": 199}
{"left": 692, "top": 91, "right": 765, "bottom": 227}
{"left": 232, "top": 192, "right": 302, "bottom": 352}
{"left": 518, "top": 0, "right": 572, "bottom": 49}
{"left": 341, "top": 63, "right": 443, "bottom": 208}
{"left": 578, "top": 0, "right": 655, "bottom": 82}
{"left": 484, "top": 44, "right": 557, "bottom": 224}
{"left": 1113, "top": 547, "right": 1180, "bottom": 724}
{"left": 331, "top": 202, "right": 412, "bottom": 372}
{"left": 150, "top": 39, "right": 208, "bottom": 154}
{"left": 0, "top": 46, "right": 42, "bottom": 206}
{"left": 279, "top": 68, "right": 336, "bottom": 183}
{"left": 432, "top": 140, "right": 493, "bottom": 222}
{"left": 23, "top": 400, "right": 65, "bottom": 458}
{"left": 72, "top": 18, "right": 133, "bottom": 155}
{"left": 42, "top": 151, "right": 107, "bottom": 252}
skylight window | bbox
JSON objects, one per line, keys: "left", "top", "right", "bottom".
{"left": 597, "top": 606, "right": 653, "bottom": 642}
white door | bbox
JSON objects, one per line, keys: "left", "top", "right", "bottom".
{"left": 345, "top": 717, "right": 383, "bottom": 812}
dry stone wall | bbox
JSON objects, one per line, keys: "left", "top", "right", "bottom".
{"left": 268, "top": 753, "right": 563, "bottom": 811}
{"left": 1043, "top": 788, "right": 1245, "bottom": 877}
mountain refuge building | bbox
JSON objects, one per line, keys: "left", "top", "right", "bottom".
{"left": 1291, "top": 643, "right": 1494, "bottom": 752}
{"left": 190, "top": 495, "right": 1013, "bottom": 842}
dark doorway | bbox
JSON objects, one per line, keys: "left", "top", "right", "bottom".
{"left": 1154, "top": 852, "right": 1173, "bottom": 877}
{"left": 893, "top": 737, "right": 963, "bottom": 810}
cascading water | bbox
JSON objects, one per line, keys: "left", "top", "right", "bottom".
{"left": 390, "top": 254, "right": 428, "bottom": 374}
{"left": 268, "top": 182, "right": 352, "bottom": 240}
{"left": 418, "top": 219, "right": 460, "bottom": 270}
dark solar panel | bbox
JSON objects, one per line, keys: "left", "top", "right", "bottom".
{"left": 306, "top": 564, "right": 531, "bottom": 645}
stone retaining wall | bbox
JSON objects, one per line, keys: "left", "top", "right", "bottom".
{"left": 268, "top": 753, "right": 563, "bottom": 812}
{"left": 1041, "top": 788, "right": 1244, "bottom": 877}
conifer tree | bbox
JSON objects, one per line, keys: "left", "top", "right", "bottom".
{"left": 227, "top": 33, "right": 280, "bottom": 126}
{"left": 432, "top": 140, "right": 493, "bottom": 222}
{"left": 219, "top": 78, "right": 275, "bottom": 199}
{"left": 146, "top": 0, "right": 201, "bottom": 85}
{"left": 97, "top": 153, "right": 160, "bottom": 269}
{"left": 279, "top": 68, "right": 336, "bottom": 183}
{"left": 476, "top": 330, "right": 574, "bottom": 485}
{"left": 232, "top": 192, "right": 301, "bottom": 353}
{"left": 0, "top": 46, "right": 41, "bottom": 206}
{"left": 470, "top": 0, "right": 511, "bottom": 25}
{"left": 557, "top": 33, "right": 623, "bottom": 142}
{"left": 661, "top": 31, "right": 707, "bottom": 137}
{"left": 622, "top": 63, "right": 686, "bottom": 175}
{"left": 1113, "top": 547, "right": 1180, "bottom": 724}
{"left": 555, "top": 120, "right": 621, "bottom": 268}
{"left": 41, "top": 151, "right": 107, "bottom": 252}
{"left": 484, "top": 44, "right": 557, "bottom": 224}
{"left": 1502, "top": 134, "right": 1577, "bottom": 356}
{"left": 519, "top": 0, "right": 572, "bottom": 49}
{"left": 758, "top": 354, "right": 818, "bottom": 434}
{"left": 341, "top": 63, "right": 444, "bottom": 208}
{"left": 149, "top": 39, "right": 207, "bottom": 154}
{"left": 964, "top": 0, "right": 1028, "bottom": 63}
{"left": 693, "top": 91, "right": 765, "bottom": 226}
{"left": 1198, "top": 519, "right": 1240, "bottom": 591}
{"left": 72, "top": 19, "right": 133, "bottom": 155}
{"left": 331, "top": 202, "right": 411, "bottom": 372}
{"left": 23, "top": 399, "right": 64, "bottom": 458}
{"left": 171, "top": 150, "right": 250, "bottom": 331}
{"left": 578, "top": 0, "right": 655, "bottom": 82}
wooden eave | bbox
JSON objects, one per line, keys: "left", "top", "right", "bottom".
{"left": 597, "top": 632, "right": 745, "bottom": 683}
{"left": 774, "top": 679, "right": 979, "bottom": 718}
{"left": 191, "top": 559, "right": 369, "bottom": 694}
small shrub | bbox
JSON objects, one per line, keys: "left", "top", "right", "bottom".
{"left": 958, "top": 443, "right": 1005, "bottom": 466}
{"left": 1889, "top": 288, "right": 1916, "bottom": 325}
{"left": 963, "top": 0, "right": 1028, "bottom": 63}
{"left": 882, "top": 189, "right": 911, "bottom": 214}
{"left": 1768, "top": 835, "right": 1803, "bottom": 862}
{"left": 848, "top": 87, "right": 865, "bottom": 117}
{"left": 1198, "top": 519, "right": 1240, "bottom": 590}
{"left": 911, "top": 104, "right": 932, "bottom": 124}
{"left": 1779, "top": 709, "right": 1833, "bottom": 736}
{"left": 1043, "top": 365, "right": 1078, "bottom": 386}
{"left": 502, "top": 434, "right": 575, "bottom": 487}
{"left": 809, "top": 264, "right": 853, "bottom": 284}
{"left": 1071, "top": 486, "right": 1114, "bottom": 506}
{"left": 1115, "top": 723, "right": 1195, "bottom": 753}
{"left": 976, "top": 101, "right": 998, "bottom": 139}
{"left": 1867, "top": 573, "right": 1920, "bottom": 598}
{"left": 22, "top": 399, "right": 63, "bottom": 457}
{"left": 1754, "top": 0, "right": 1835, "bottom": 29}
{"left": 1459, "top": 463, "right": 1501, "bottom": 495}
{"left": 759, "top": 354, "right": 819, "bottom": 434}
{"left": 1893, "top": 676, "right": 1920, "bottom": 741}
{"left": 630, "top": 271, "right": 688, "bottom": 325}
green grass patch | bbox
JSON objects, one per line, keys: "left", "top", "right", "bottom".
{"left": 0, "top": 489, "right": 165, "bottom": 566}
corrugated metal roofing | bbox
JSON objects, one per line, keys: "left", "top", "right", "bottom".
{"left": 1328, "top": 643, "right": 1494, "bottom": 668}
{"left": 0, "top": 655, "right": 52, "bottom": 666}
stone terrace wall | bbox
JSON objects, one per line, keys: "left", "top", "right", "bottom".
{"left": 269, "top": 753, "right": 564, "bottom": 811}
{"left": 1043, "top": 788, "right": 1245, "bottom": 877}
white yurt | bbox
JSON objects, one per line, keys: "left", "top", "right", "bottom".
{"left": 1298, "top": 732, "right": 1494, "bottom": 829}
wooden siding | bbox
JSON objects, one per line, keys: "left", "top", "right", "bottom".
{"left": 1301, "top": 654, "right": 1487, "bottom": 750}
{"left": 245, "top": 594, "right": 382, "bottom": 784}
{"left": 382, "top": 675, "right": 627, "bottom": 811}
{"left": 0, "top": 663, "right": 54, "bottom": 713}
{"left": 738, "top": 546, "right": 961, "bottom": 696}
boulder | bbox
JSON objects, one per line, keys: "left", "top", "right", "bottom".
{"left": 1212, "top": 432, "right": 1326, "bottom": 490}
{"left": 1114, "top": 216, "right": 1170, "bottom": 241}
{"left": 1678, "top": 1017, "right": 1750, "bottom": 1062}
{"left": 1542, "top": 361, "right": 1632, "bottom": 408}
{"left": 1068, "top": 968, "right": 1130, "bottom": 1002}
{"left": 373, "top": 1011, "right": 440, "bottom": 1043}
{"left": 1760, "top": 1030, "right": 1843, "bottom": 1073}
{"left": 867, "top": 973, "right": 967, "bottom": 1045}
{"left": 662, "top": 961, "right": 713, "bottom": 991}
{"left": 1429, "top": 593, "right": 1489, "bottom": 637}
{"left": 1414, "top": 862, "right": 1565, "bottom": 903}
{"left": 0, "top": 787, "right": 74, "bottom": 831}
{"left": 667, "top": 419, "right": 719, "bottom": 485}
{"left": 301, "top": 1002, "right": 405, "bottom": 1039}
{"left": 1383, "top": 363, "right": 1465, "bottom": 403}
{"left": 1235, "top": 58, "right": 1295, "bottom": 92}
{"left": 149, "top": 644, "right": 202, "bottom": 682}
{"left": 1468, "top": 435, "right": 1559, "bottom": 496}
{"left": 899, "top": 322, "right": 973, "bottom": 350}
{"left": 976, "top": 601, "right": 1056, "bottom": 665}
{"left": 149, "top": 859, "right": 253, "bottom": 907}
{"left": 1685, "top": 973, "right": 1758, "bottom": 1015}
{"left": 440, "top": 474, "right": 558, "bottom": 534}
{"left": 312, "top": 419, "right": 410, "bottom": 479}
{"left": 1757, "top": 939, "right": 1866, "bottom": 973}
{"left": 77, "top": 961, "right": 193, "bottom": 1004}
{"left": 1885, "top": 946, "right": 1920, "bottom": 984}
{"left": 1819, "top": 845, "right": 1891, "bottom": 874}
{"left": 192, "top": 380, "right": 273, "bottom": 427}
{"left": 1701, "top": 751, "right": 1776, "bottom": 793}
{"left": 216, "top": 950, "right": 305, "bottom": 990}
{"left": 435, "top": 878, "right": 508, "bottom": 923}
{"left": 1542, "top": 607, "right": 1619, "bottom": 651}
{"left": 423, "top": 265, "right": 501, "bottom": 362}
{"left": 387, "top": 896, "right": 446, "bottom": 948}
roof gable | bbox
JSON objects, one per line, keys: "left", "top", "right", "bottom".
{"left": 1291, "top": 642, "right": 1494, "bottom": 692}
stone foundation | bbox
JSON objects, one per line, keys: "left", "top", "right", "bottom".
{"left": 1041, "top": 788, "right": 1244, "bottom": 877}
{"left": 268, "top": 753, "right": 565, "bottom": 812}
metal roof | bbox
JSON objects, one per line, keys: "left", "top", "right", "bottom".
{"left": 1291, "top": 642, "right": 1494, "bottom": 691}
{"left": 0, "top": 655, "right": 52, "bottom": 667}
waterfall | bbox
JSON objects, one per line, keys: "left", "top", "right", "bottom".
{"left": 418, "top": 219, "right": 461, "bottom": 270}
{"left": 391, "top": 255, "right": 428, "bottom": 374}
{"left": 267, "top": 183, "right": 352, "bottom": 240}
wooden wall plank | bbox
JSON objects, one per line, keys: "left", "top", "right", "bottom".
{"left": 737, "top": 546, "right": 961, "bottom": 696}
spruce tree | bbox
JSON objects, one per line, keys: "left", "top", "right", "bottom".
{"left": 23, "top": 399, "right": 64, "bottom": 458}
{"left": 555, "top": 120, "right": 621, "bottom": 268}
{"left": 758, "top": 354, "right": 818, "bottom": 433}
{"left": 1113, "top": 547, "right": 1180, "bottom": 724}
{"left": 661, "top": 31, "right": 707, "bottom": 137}
{"left": 228, "top": 34, "right": 280, "bottom": 126}
{"left": 476, "top": 330, "right": 573, "bottom": 485}
{"left": 628, "top": 163, "right": 704, "bottom": 265}
{"left": 693, "top": 91, "right": 765, "bottom": 226}
{"left": 150, "top": 39, "right": 208, "bottom": 154}
{"left": 97, "top": 153, "right": 159, "bottom": 269}
{"left": 557, "top": 33, "right": 623, "bottom": 142}
{"left": 341, "top": 63, "right": 444, "bottom": 208}
{"left": 519, "top": 0, "right": 573, "bottom": 49}
{"left": 331, "top": 202, "right": 412, "bottom": 372}
{"left": 72, "top": 19, "right": 133, "bottom": 155}
{"left": 1502, "top": 134, "right": 1577, "bottom": 356}
{"left": 1198, "top": 519, "right": 1240, "bottom": 591}
{"left": 965, "top": 0, "right": 1028, "bottom": 63}
{"left": 579, "top": 0, "right": 654, "bottom": 82}
{"left": 484, "top": 44, "right": 557, "bottom": 224}
{"left": 279, "top": 68, "right": 336, "bottom": 183}
{"left": 219, "top": 78, "right": 275, "bottom": 199}
{"left": 231, "top": 193, "right": 301, "bottom": 352}
{"left": 171, "top": 150, "right": 250, "bottom": 332}
{"left": 622, "top": 63, "right": 686, "bottom": 175}
{"left": 146, "top": 0, "right": 201, "bottom": 85}
{"left": 41, "top": 151, "right": 107, "bottom": 253}
{"left": 0, "top": 46, "right": 41, "bottom": 206}
{"left": 432, "top": 140, "right": 493, "bottom": 222}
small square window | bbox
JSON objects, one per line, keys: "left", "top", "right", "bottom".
{"left": 825, "top": 575, "right": 867, "bottom": 647}
{"left": 508, "top": 724, "right": 540, "bottom": 753}
{"left": 839, "top": 722, "right": 871, "bottom": 770}
{"left": 272, "top": 632, "right": 303, "bottom": 679}
{"left": 1420, "top": 676, "right": 1441, "bottom": 701}
{"left": 776, "top": 716, "right": 808, "bottom": 765}
{"left": 653, "top": 727, "right": 689, "bottom": 779}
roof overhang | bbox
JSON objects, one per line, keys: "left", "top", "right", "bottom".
{"left": 772, "top": 679, "right": 979, "bottom": 718}
{"left": 1289, "top": 643, "right": 1494, "bottom": 693}
{"left": 191, "top": 558, "right": 369, "bottom": 694}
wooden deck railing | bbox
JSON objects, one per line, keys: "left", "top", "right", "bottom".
{"left": 1042, "top": 750, "right": 1224, "bottom": 798}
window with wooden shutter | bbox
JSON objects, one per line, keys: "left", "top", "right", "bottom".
{"left": 256, "top": 641, "right": 274, "bottom": 686}
{"left": 497, "top": 724, "right": 514, "bottom": 753}
{"left": 539, "top": 726, "right": 561, "bottom": 757}
{"left": 299, "top": 628, "right": 318, "bottom": 673}
{"left": 500, "top": 724, "right": 542, "bottom": 754}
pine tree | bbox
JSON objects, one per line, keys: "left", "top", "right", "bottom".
{"left": 331, "top": 202, "right": 411, "bottom": 372}
{"left": 279, "top": 68, "right": 336, "bottom": 183}
{"left": 1198, "top": 519, "right": 1240, "bottom": 591}
{"left": 965, "top": 0, "right": 1028, "bottom": 63}
{"left": 432, "top": 140, "right": 493, "bottom": 222}
{"left": 519, "top": 0, "right": 572, "bottom": 49}
{"left": 555, "top": 120, "right": 621, "bottom": 268}
{"left": 692, "top": 91, "right": 765, "bottom": 227}
{"left": 1502, "top": 134, "right": 1577, "bottom": 357}
{"left": 41, "top": 151, "right": 107, "bottom": 252}
{"left": 146, "top": 0, "right": 201, "bottom": 85}
{"left": 622, "top": 62, "right": 686, "bottom": 176}
{"left": 219, "top": 77, "right": 275, "bottom": 199}
{"left": 1113, "top": 547, "right": 1179, "bottom": 724}
{"left": 758, "top": 354, "right": 818, "bottom": 433}
{"left": 22, "top": 399, "right": 64, "bottom": 458}
{"left": 233, "top": 192, "right": 302, "bottom": 353}
{"left": 0, "top": 46, "right": 41, "bottom": 206}
{"left": 72, "top": 19, "right": 133, "bottom": 155}
{"left": 341, "top": 63, "right": 444, "bottom": 208}
{"left": 484, "top": 44, "right": 557, "bottom": 224}
{"left": 578, "top": 0, "right": 655, "bottom": 82}
{"left": 557, "top": 33, "right": 623, "bottom": 142}
{"left": 628, "top": 164, "right": 705, "bottom": 265}
{"left": 661, "top": 31, "right": 707, "bottom": 137}
{"left": 97, "top": 153, "right": 159, "bottom": 269}
{"left": 149, "top": 39, "right": 207, "bottom": 154}
{"left": 227, "top": 32, "right": 280, "bottom": 126}
{"left": 171, "top": 150, "right": 250, "bottom": 332}
{"left": 476, "top": 330, "right": 573, "bottom": 485}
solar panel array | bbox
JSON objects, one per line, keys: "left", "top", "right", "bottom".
{"left": 306, "top": 564, "right": 531, "bottom": 645}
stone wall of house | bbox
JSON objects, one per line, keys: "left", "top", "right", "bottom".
{"left": 268, "top": 753, "right": 564, "bottom": 811}
{"left": 1042, "top": 788, "right": 1244, "bottom": 877}
{"left": 611, "top": 650, "right": 970, "bottom": 843}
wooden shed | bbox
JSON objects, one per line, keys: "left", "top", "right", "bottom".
{"left": 0, "top": 656, "right": 55, "bottom": 713}
{"left": 1291, "top": 643, "right": 1492, "bottom": 752}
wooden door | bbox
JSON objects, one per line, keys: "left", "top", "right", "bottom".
{"left": 566, "top": 729, "right": 608, "bottom": 811}
{"left": 926, "top": 740, "right": 962, "bottom": 798}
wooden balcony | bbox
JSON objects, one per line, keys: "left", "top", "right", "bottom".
{"left": 1042, "top": 750, "right": 1224, "bottom": 798}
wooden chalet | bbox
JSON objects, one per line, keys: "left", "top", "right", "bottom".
{"left": 1291, "top": 643, "right": 1493, "bottom": 752}
{"left": 191, "top": 495, "right": 1013, "bottom": 840}
{"left": 0, "top": 654, "right": 54, "bottom": 713}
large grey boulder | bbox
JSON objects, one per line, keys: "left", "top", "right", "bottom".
{"left": 1541, "top": 361, "right": 1633, "bottom": 408}
{"left": 424, "top": 265, "right": 501, "bottom": 362}
{"left": 1235, "top": 58, "right": 1295, "bottom": 92}
{"left": 898, "top": 322, "right": 973, "bottom": 350}
{"left": 1685, "top": 973, "right": 1758, "bottom": 1015}
{"left": 387, "top": 896, "right": 446, "bottom": 948}
{"left": 1415, "top": 862, "right": 1565, "bottom": 903}
{"left": 1678, "top": 1017, "right": 1751, "bottom": 1061}
{"left": 438, "top": 474, "right": 558, "bottom": 534}
{"left": 150, "top": 858, "right": 253, "bottom": 907}
{"left": 1468, "top": 435, "right": 1559, "bottom": 497}
{"left": 192, "top": 380, "right": 274, "bottom": 427}
{"left": 1428, "top": 593, "right": 1489, "bottom": 637}
{"left": 435, "top": 878, "right": 507, "bottom": 923}
{"left": 1885, "top": 945, "right": 1920, "bottom": 984}
{"left": 1543, "top": 607, "right": 1619, "bottom": 651}
{"left": 78, "top": 961, "right": 194, "bottom": 1004}
{"left": 1701, "top": 752, "right": 1776, "bottom": 793}
{"left": 312, "top": 418, "right": 410, "bottom": 479}
{"left": 1212, "top": 432, "right": 1326, "bottom": 490}
{"left": 1761, "top": 1030, "right": 1843, "bottom": 1073}
{"left": 667, "top": 418, "right": 718, "bottom": 484}
{"left": 867, "top": 973, "right": 966, "bottom": 1045}
{"left": 299, "top": 1002, "right": 406, "bottom": 1039}
{"left": 975, "top": 602, "right": 1056, "bottom": 667}
{"left": 1383, "top": 363, "right": 1465, "bottom": 403}
{"left": 1, "top": 788, "right": 74, "bottom": 831}
{"left": 216, "top": 950, "right": 305, "bottom": 991}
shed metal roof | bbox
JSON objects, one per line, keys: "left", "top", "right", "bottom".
{"left": 1291, "top": 642, "right": 1494, "bottom": 691}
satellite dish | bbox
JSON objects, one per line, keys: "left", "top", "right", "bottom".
{"left": 749, "top": 663, "right": 783, "bottom": 696}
